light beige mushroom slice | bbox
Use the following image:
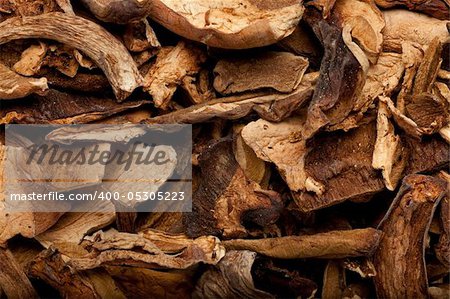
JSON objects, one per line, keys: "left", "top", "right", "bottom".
{"left": 148, "top": 0, "right": 305, "bottom": 49}
{"left": 0, "top": 63, "right": 48, "bottom": 100}
{"left": 0, "top": 13, "right": 143, "bottom": 101}
{"left": 382, "top": 9, "right": 450, "bottom": 52}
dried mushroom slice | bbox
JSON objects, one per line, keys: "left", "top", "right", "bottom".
{"left": 12, "top": 42, "right": 47, "bottom": 76}
{"left": 123, "top": 19, "right": 160, "bottom": 53}
{"left": 193, "top": 250, "right": 273, "bottom": 299}
{"left": 0, "top": 62, "right": 47, "bottom": 100}
{"left": 143, "top": 42, "right": 207, "bottom": 109}
{"left": 374, "top": 0, "right": 449, "bottom": 20}
{"left": 296, "top": 123, "right": 385, "bottom": 212}
{"left": 1, "top": 89, "right": 150, "bottom": 124}
{"left": 373, "top": 174, "right": 447, "bottom": 298}
{"left": 241, "top": 115, "right": 320, "bottom": 193}
{"left": 382, "top": 10, "right": 450, "bottom": 52}
{"left": 0, "top": 248, "right": 38, "bottom": 299}
{"left": 68, "top": 229, "right": 225, "bottom": 270}
{"left": 0, "top": 13, "right": 143, "bottom": 100}
{"left": 80, "top": 0, "right": 153, "bottom": 24}
{"left": 146, "top": 72, "right": 318, "bottom": 124}
{"left": 213, "top": 51, "right": 309, "bottom": 95}
{"left": 147, "top": 0, "right": 305, "bottom": 49}
{"left": 302, "top": 8, "right": 365, "bottom": 138}
{"left": 333, "top": 0, "right": 385, "bottom": 64}
{"left": 183, "top": 137, "right": 283, "bottom": 239}
{"left": 372, "top": 101, "right": 407, "bottom": 190}
{"left": 223, "top": 228, "right": 382, "bottom": 259}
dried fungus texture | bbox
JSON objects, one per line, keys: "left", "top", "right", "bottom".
{"left": 373, "top": 174, "right": 447, "bottom": 298}
{"left": 0, "top": 1, "right": 449, "bottom": 298}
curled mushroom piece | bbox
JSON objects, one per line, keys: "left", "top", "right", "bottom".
{"left": 0, "top": 63, "right": 48, "bottom": 100}
{"left": 148, "top": 0, "right": 305, "bottom": 49}
{"left": 0, "top": 13, "right": 143, "bottom": 101}
{"left": 373, "top": 174, "right": 447, "bottom": 298}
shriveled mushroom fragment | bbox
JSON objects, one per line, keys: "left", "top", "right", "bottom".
{"left": 123, "top": 19, "right": 160, "bottom": 52}
{"left": 372, "top": 101, "right": 407, "bottom": 190}
{"left": 413, "top": 38, "right": 443, "bottom": 95}
{"left": 0, "top": 248, "right": 38, "bottom": 299}
{"left": 374, "top": 0, "right": 449, "bottom": 20}
{"left": 0, "top": 13, "right": 143, "bottom": 100}
{"left": 27, "top": 248, "right": 125, "bottom": 299}
{"left": 404, "top": 135, "right": 449, "bottom": 175}
{"left": 42, "top": 43, "right": 79, "bottom": 77}
{"left": 146, "top": 72, "right": 318, "bottom": 124}
{"left": 68, "top": 229, "right": 225, "bottom": 270}
{"left": 181, "top": 69, "right": 215, "bottom": 105}
{"left": 81, "top": 0, "right": 153, "bottom": 23}
{"left": 1, "top": 89, "right": 149, "bottom": 124}
{"left": 12, "top": 42, "right": 47, "bottom": 76}
{"left": 213, "top": 52, "right": 309, "bottom": 95}
{"left": 296, "top": 123, "right": 385, "bottom": 212}
{"left": 0, "top": 62, "right": 47, "bottom": 99}
{"left": 373, "top": 174, "right": 447, "bottom": 298}
{"left": 382, "top": 10, "right": 450, "bottom": 52}
{"left": 183, "top": 137, "right": 282, "bottom": 238}
{"left": 223, "top": 228, "right": 382, "bottom": 259}
{"left": 194, "top": 250, "right": 273, "bottom": 299}
{"left": 143, "top": 42, "right": 207, "bottom": 108}
{"left": 241, "top": 115, "right": 314, "bottom": 192}
{"left": 147, "top": 0, "right": 304, "bottom": 49}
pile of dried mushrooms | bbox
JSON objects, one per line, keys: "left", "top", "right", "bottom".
{"left": 0, "top": 0, "right": 449, "bottom": 298}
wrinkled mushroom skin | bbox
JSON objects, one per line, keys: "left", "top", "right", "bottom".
{"left": 81, "top": 0, "right": 153, "bottom": 24}
{"left": 374, "top": 0, "right": 449, "bottom": 20}
{"left": 0, "top": 13, "right": 143, "bottom": 101}
{"left": 373, "top": 174, "right": 447, "bottom": 299}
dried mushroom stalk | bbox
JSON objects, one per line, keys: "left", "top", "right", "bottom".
{"left": 0, "top": 62, "right": 47, "bottom": 99}
{"left": 148, "top": 0, "right": 305, "bottom": 49}
{"left": 373, "top": 174, "right": 447, "bottom": 298}
{"left": 435, "top": 172, "right": 450, "bottom": 268}
{"left": 0, "top": 13, "right": 143, "bottom": 100}
{"left": 223, "top": 228, "right": 382, "bottom": 259}
{"left": 68, "top": 229, "right": 225, "bottom": 270}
